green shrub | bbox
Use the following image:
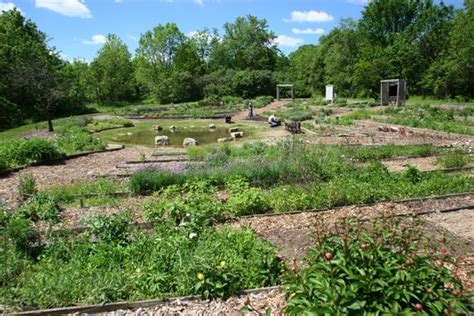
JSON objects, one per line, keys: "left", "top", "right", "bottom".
{"left": 4, "top": 225, "right": 283, "bottom": 308}
{"left": 56, "top": 126, "right": 105, "bottom": 153}
{"left": 225, "top": 177, "right": 269, "bottom": 216}
{"left": 0, "top": 138, "right": 63, "bottom": 168}
{"left": 0, "top": 157, "right": 8, "bottom": 172}
{"left": 2, "top": 214, "right": 37, "bottom": 254}
{"left": 437, "top": 149, "right": 469, "bottom": 168}
{"left": 81, "top": 212, "right": 130, "bottom": 243}
{"left": 19, "top": 193, "right": 61, "bottom": 223}
{"left": 221, "top": 95, "right": 244, "bottom": 105}
{"left": 143, "top": 180, "right": 224, "bottom": 229}
{"left": 285, "top": 215, "right": 471, "bottom": 315}
{"left": 18, "top": 173, "right": 37, "bottom": 202}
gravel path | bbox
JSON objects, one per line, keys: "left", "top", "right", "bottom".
{"left": 80, "top": 289, "right": 285, "bottom": 316}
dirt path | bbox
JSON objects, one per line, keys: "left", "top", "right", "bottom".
{"left": 0, "top": 146, "right": 189, "bottom": 208}
{"left": 233, "top": 100, "right": 291, "bottom": 121}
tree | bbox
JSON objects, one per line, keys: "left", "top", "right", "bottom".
{"left": 211, "top": 15, "right": 278, "bottom": 71}
{"left": 90, "top": 34, "right": 135, "bottom": 104}
{"left": 136, "top": 23, "right": 201, "bottom": 103}
{"left": 0, "top": 9, "right": 65, "bottom": 131}
{"left": 423, "top": 0, "right": 474, "bottom": 98}
{"left": 288, "top": 45, "right": 322, "bottom": 97}
{"left": 321, "top": 19, "right": 360, "bottom": 97}
{"left": 61, "top": 58, "right": 92, "bottom": 107}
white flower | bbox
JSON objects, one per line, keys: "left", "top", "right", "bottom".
{"left": 189, "top": 232, "right": 197, "bottom": 239}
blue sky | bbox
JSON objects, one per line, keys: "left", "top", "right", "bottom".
{"left": 0, "top": 0, "right": 465, "bottom": 62}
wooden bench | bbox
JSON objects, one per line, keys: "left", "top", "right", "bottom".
{"left": 285, "top": 122, "right": 302, "bottom": 134}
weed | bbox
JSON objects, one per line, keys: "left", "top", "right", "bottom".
{"left": 437, "top": 149, "right": 469, "bottom": 168}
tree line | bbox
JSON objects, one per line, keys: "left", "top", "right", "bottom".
{"left": 0, "top": 0, "right": 473, "bottom": 130}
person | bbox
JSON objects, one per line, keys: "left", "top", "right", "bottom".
{"left": 268, "top": 114, "right": 281, "bottom": 127}
{"left": 247, "top": 101, "right": 254, "bottom": 119}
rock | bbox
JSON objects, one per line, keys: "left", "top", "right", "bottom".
{"left": 218, "top": 137, "right": 234, "bottom": 143}
{"left": 155, "top": 135, "right": 169, "bottom": 146}
{"left": 126, "top": 132, "right": 133, "bottom": 136}
{"left": 106, "top": 144, "right": 124, "bottom": 150}
{"left": 230, "top": 131, "right": 244, "bottom": 138}
{"left": 153, "top": 125, "right": 163, "bottom": 131}
{"left": 209, "top": 124, "right": 216, "bottom": 129}
{"left": 229, "top": 127, "right": 240, "bottom": 133}
{"left": 169, "top": 125, "right": 177, "bottom": 131}
{"left": 183, "top": 137, "right": 198, "bottom": 146}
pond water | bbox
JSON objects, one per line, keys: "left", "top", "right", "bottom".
{"left": 111, "top": 127, "right": 234, "bottom": 147}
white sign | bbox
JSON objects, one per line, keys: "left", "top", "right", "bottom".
{"left": 325, "top": 85, "right": 334, "bottom": 102}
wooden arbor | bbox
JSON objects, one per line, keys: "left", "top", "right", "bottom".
{"left": 380, "top": 79, "right": 406, "bottom": 106}
{"left": 276, "top": 84, "right": 294, "bottom": 101}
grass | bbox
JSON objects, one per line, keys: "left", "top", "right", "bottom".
{"left": 376, "top": 105, "right": 474, "bottom": 135}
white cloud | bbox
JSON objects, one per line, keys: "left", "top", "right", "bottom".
{"left": 35, "top": 0, "right": 92, "bottom": 18}
{"left": 274, "top": 35, "right": 304, "bottom": 47}
{"left": 187, "top": 31, "right": 198, "bottom": 37}
{"left": 115, "top": 0, "right": 123, "bottom": 3}
{"left": 292, "top": 28, "right": 325, "bottom": 35}
{"left": 82, "top": 34, "right": 106, "bottom": 45}
{"left": 0, "top": 2, "right": 23, "bottom": 14}
{"left": 127, "top": 33, "right": 138, "bottom": 41}
{"left": 284, "top": 10, "right": 334, "bottom": 23}
{"left": 193, "top": 0, "right": 204, "bottom": 5}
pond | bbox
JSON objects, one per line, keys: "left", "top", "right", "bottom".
{"left": 110, "top": 127, "right": 236, "bottom": 147}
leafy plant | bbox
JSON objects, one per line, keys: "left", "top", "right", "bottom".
{"left": 285, "top": 215, "right": 471, "bottom": 315}
{"left": 18, "top": 173, "right": 37, "bottom": 202}
{"left": 19, "top": 192, "right": 61, "bottom": 223}
{"left": 81, "top": 212, "right": 131, "bottom": 243}
{"left": 437, "top": 149, "right": 469, "bottom": 168}
{"left": 225, "top": 177, "right": 269, "bottom": 216}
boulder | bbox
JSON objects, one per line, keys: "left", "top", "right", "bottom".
{"left": 231, "top": 131, "right": 244, "bottom": 138}
{"left": 155, "top": 135, "right": 169, "bottom": 146}
{"left": 153, "top": 125, "right": 163, "bottom": 131}
{"left": 218, "top": 137, "right": 234, "bottom": 143}
{"left": 229, "top": 127, "right": 240, "bottom": 133}
{"left": 169, "top": 125, "right": 177, "bottom": 131}
{"left": 183, "top": 137, "right": 198, "bottom": 146}
{"left": 209, "top": 124, "right": 216, "bottom": 129}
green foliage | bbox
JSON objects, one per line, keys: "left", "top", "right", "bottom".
{"left": 56, "top": 125, "right": 105, "bottom": 153}
{"left": 19, "top": 192, "right": 61, "bottom": 223}
{"left": 18, "top": 172, "right": 37, "bottom": 201}
{"left": 81, "top": 212, "right": 130, "bottom": 243}
{"left": 85, "top": 118, "right": 134, "bottom": 132}
{"left": 1, "top": 213, "right": 37, "bottom": 254}
{"left": 285, "top": 215, "right": 471, "bottom": 315}
{"left": 437, "top": 149, "right": 470, "bottom": 168}
{"left": 0, "top": 138, "right": 63, "bottom": 168}
{"left": 2, "top": 223, "right": 283, "bottom": 308}
{"left": 378, "top": 105, "right": 474, "bottom": 135}
{"left": 90, "top": 34, "right": 137, "bottom": 104}
{"left": 225, "top": 177, "right": 269, "bottom": 216}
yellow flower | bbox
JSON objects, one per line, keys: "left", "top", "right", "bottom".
{"left": 197, "top": 273, "right": 205, "bottom": 281}
{"left": 219, "top": 261, "right": 226, "bottom": 268}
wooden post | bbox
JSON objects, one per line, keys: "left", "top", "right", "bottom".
{"left": 276, "top": 86, "right": 280, "bottom": 101}
{"left": 291, "top": 86, "right": 294, "bottom": 100}
{"left": 396, "top": 80, "right": 400, "bottom": 106}
{"left": 380, "top": 82, "right": 383, "bottom": 106}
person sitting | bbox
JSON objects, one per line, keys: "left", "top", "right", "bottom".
{"left": 268, "top": 114, "right": 281, "bottom": 127}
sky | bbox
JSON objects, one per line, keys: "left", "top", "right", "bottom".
{"left": 0, "top": 0, "right": 466, "bottom": 62}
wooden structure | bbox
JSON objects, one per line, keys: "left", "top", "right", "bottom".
{"left": 380, "top": 79, "right": 406, "bottom": 106}
{"left": 276, "top": 84, "right": 294, "bottom": 101}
